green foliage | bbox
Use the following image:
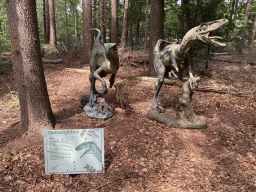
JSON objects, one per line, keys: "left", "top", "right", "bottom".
{"left": 0, "top": 0, "right": 11, "bottom": 52}
{"left": 7, "top": 101, "right": 20, "bottom": 107}
{"left": 0, "top": 0, "right": 254, "bottom": 54}
{"left": 3, "top": 148, "right": 9, "bottom": 154}
{"left": 0, "top": 63, "right": 8, "bottom": 69}
{"left": 5, "top": 90, "right": 18, "bottom": 97}
{"left": 4, "top": 90, "right": 19, "bottom": 107}
{"left": 98, "top": 119, "right": 105, "bottom": 125}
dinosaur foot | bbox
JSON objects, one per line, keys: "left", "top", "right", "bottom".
{"left": 80, "top": 96, "right": 114, "bottom": 119}
{"left": 80, "top": 95, "right": 90, "bottom": 108}
{"left": 151, "top": 104, "right": 165, "bottom": 113}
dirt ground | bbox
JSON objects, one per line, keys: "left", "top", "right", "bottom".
{"left": 0, "top": 48, "right": 256, "bottom": 191}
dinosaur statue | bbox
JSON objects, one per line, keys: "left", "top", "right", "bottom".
{"left": 152, "top": 39, "right": 179, "bottom": 112}
{"left": 146, "top": 78, "right": 207, "bottom": 129}
{"left": 89, "top": 28, "right": 119, "bottom": 107}
{"left": 151, "top": 18, "right": 229, "bottom": 111}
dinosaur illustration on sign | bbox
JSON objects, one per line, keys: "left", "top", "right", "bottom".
{"left": 75, "top": 141, "right": 102, "bottom": 163}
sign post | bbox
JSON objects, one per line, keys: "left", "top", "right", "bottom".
{"left": 44, "top": 129, "right": 104, "bottom": 175}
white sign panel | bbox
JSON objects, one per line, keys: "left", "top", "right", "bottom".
{"left": 44, "top": 129, "right": 104, "bottom": 175}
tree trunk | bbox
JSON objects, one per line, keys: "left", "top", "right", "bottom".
{"left": 148, "top": 0, "right": 164, "bottom": 76}
{"left": 230, "top": 0, "right": 235, "bottom": 19}
{"left": 65, "top": 0, "right": 69, "bottom": 46}
{"left": 82, "top": 0, "right": 92, "bottom": 64}
{"left": 100, "top": 0, "right": 106, "bottom": 43}
{"left": 238, "top": 0, "right": 251, "bottom": 54}
{"left": 135, "top": 20, "right": 140, "bottom": 47}
{"left": 111, "top": 0, "right": 118, "bottom": 43}
{"left": 230, "top": 0, "right": 239, "bottom": 38}
{"left": 43, "top": 0, "right": 47, "bottom": 43}
{"left": 93, "top": 0, "right": 97, "bottom": 28}
{"left": 6, "top": 0, "right": 56, "bottom": 133}
{"left": 45, "top": 0, "right": 50, "bottom": 44}
{"left": 75, "top": 7, "right": 79, "bottom": 44}
{"left": 128, "top": 24, "right": 133, "bottom": 46}
{"left": 144, "top": 0, "right": 149, "bottom": 50}
{"left": 48, "top": 0, "right": 56, "bottom": 47}
{"left": 120, "top": 0, "right": 129, "bottom": 47}
{"left": 249, "top": 15, "right": 256, "bottom": 48}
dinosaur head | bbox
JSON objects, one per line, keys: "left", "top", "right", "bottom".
{"left": 183, "top": 18, "right": 229, "bottom": 47}
{"left": 195, "top": 18, "right": 229, "bottom": 47}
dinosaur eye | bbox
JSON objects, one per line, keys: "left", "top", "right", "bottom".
{"left": 202, "top": 25, "right": 207, "bottom": 30}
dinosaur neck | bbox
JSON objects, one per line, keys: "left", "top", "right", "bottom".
{"left": 177, "top": 37, "right": 197, "bottom": 58}
{"left": 176, "top": 28, "right": 198, "bottom": 58}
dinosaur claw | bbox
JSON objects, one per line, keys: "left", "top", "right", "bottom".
{"left": 189, "top": 76, "right": 200, "bottom": 89}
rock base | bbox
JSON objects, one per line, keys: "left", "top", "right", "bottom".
{"left": 80, "top": 95, "right": 114, "bottom": 119}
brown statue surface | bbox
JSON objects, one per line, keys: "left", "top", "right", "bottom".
{"left": 80, "top": 28, "right": 119, "bottom": 119}
{"left": 147, "top": 79, "right": 207, "bottom": 129}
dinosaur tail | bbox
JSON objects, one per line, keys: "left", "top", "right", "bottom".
{"left": 154, "top": 39, "right": 172, "bottom": 53}
{"left": 90, "top": 28, "right": 102, "bottom": 44}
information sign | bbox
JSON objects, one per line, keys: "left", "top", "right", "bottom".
{"left": 44, "top": 129, "right": 104, "bottom": 175}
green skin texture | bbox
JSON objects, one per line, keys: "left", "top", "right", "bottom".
{"left": 89, "top": 28, "right": 119, "bottom": 106}
{"left": 151, "top": 18, "right": 229, "bottom": 111}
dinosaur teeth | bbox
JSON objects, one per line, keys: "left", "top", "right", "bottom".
{"left": 209, "top": 36, "right": 222, "bottom": 39}
{"left": 211, "top": 39, "right": 226, "bottom": 47}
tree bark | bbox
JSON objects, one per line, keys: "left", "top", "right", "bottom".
{"left": 6, "top": 0, "right": 56, "bottom": 133}
{"left": 148, "top": 0, "right": 164, "bottom": 76}
{"left": 135, "top": 20, "right": 140, "bottom": 47}
{"left": 100, "top": 0, "right": 106, "bottom": 43}
{"left": 238, "top": 0, "right": 251, "bottom": 54}
{"left": 75, "top": 7, "right": 79, "bottom": 44}
{"left": 45, "top": 0, "right": 50, "bottom": 44}
{"left": 111, "top": 0, "right": 118, "bottom": 44}
{"left": 93, "top": 0, "right": 97, "bottom": 28}
{"left": 120, "top": 0, "right": 129, "bottom": 47}
{"left": 48, "top": 0, "right": 57, "bottom": 47}
{"left": 65, "top": 0, "right": 69, "bottom": 46}
{"left": 229, "top": 0, "right": 235, "bottom": 20}
{"left": 128, "top": 24, "right": 133, "bottom": 46}
{"left": 82, "top": 0, "right": 92, "bottom": 64}
{"left": 177, "top": 0, "right": 184, "bottom": 40}
{"left": 230, "top": 0, "right": 239, "bottom": 38}
{"left": 43, "top": 0, "right": 47, "bottom": 43}
{"left": 249, "top": 15, "right": 256, "bottom": 48}
{"left": 144, "top": 0, "right": 149, "bottom": 50}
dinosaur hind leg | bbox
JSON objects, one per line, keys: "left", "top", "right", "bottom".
{"left": 109, "top": 74, "right": 116, "bottom": 88}
{"left": 151, "top": 67, "right": 166, "bottom": 112}
{"left": 89, "top": 75, "right": 97, "bottom": 107}
{"left": 93, "top": 66, "right": 108, "bottom": 95}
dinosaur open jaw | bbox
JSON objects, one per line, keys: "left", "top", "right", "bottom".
{"left": 197, "top": 19, "right": 229, "bottom": 47}
{"left": 198, "top": 33, "right": 226, "bottom": 47}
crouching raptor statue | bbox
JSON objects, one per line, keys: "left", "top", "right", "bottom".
{"left": 80, "top": 28, "right": 119, "bottom": 119}
{"left": 148, "top": 18, "right": 229, "bottom": 129}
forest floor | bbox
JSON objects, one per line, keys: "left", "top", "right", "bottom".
{"left": 0, "top": 48, "right": 256, "bottom": 191}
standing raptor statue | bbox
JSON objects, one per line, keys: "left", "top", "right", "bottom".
{"left": 89, "top": 28, "right": 119, "bottom": 107}
{"left": 151, "top": 18, "right": 229, "bottom": 111}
